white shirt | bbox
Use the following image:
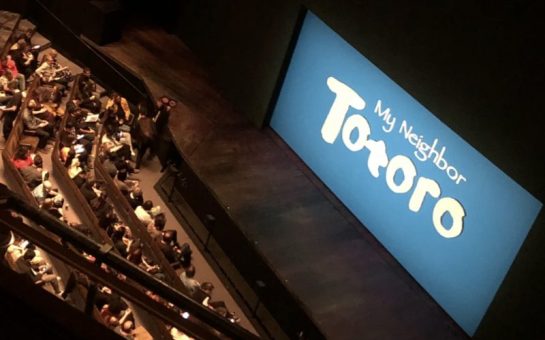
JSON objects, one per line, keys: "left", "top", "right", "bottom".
{"left": 134, "top": 206, "right": 152, "bottom": 225}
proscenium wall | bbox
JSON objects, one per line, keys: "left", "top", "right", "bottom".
{"left": 176, "top": 1, "right": 545, "bottom": 339}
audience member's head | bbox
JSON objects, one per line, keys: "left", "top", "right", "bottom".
{"left": 154, "top": 213, "right": 166, "bottom": 231}
{"left": 132, "top": 187, "right": 143, "bottom": 198}
{"left": 111, "top": 227, "right": 126, "bottom": 241}
{"left": 41, "top": 198, "right": 54, "bottom": 210}
{"left": 127, "top": 248, "right": 143, "bottom": 265}
{"left": 142, "top": 200, "right": 153, "bottom": 211}
{"left": 14, "top": 146, "right": 28, "bottom": 160}
{"left": 201, "top": 282, "right": 215, "bottom": 296}
{"left": 82, "top": 67, "right": 91, "bottom": 78}
{"left": 23, "top": 249, "right": 36, "bottom": 262}
{"left": 184, "top": 265, "right": 196, "bottom": 278}
{"left": 33, "top": 155, "right": 43, "bottom": 168}
{"left": 117, "top": 169, "right": 128, "bottom": 182}
{"left": 162, "top": 230, "right": 176, "bottom": 244}
{"left": 121, "top": 320, "right": 134, "bottom": 334}
{"left": 108, "top": 296, "right": 125, "bottom": 316}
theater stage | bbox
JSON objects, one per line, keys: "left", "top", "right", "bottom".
{"left": 99, "top": 25, "right": 467, "bottom": 340}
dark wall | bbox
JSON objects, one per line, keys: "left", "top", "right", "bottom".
{"left": 176, "top": 0, "right": 299, "bottom": 127}
{"left": 175, "top": 1, "right": 545, "bottom": 339}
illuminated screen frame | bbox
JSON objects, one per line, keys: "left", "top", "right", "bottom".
{"left": 270, "top": 10, "right": 542, "bottom": 335}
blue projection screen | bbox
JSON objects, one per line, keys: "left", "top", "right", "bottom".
{"left": 270, "top": 11, "right": 542, "bottom": 335}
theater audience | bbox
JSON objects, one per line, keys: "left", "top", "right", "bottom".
{"left": 0, "top": 58, "right": 242, "bottom": 333}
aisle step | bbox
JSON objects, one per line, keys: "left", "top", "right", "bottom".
{"left": 0, "top": 11, "right": 20, "bottom": 55}
{"left": 32, "top": 31, "right": 52, "bottom": 52}
{"left": 15, "top": 18, "right": 37, "bottom": 35}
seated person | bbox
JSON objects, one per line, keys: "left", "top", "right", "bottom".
{"left": 134, "top": 200, "right": 154, "bottom": 225}
{"left": 147, "top": 213, "right": 166, "bottom": 242}
{"left": 179, "top": 265, "right": 200, "bottom": 295}
{"left": 12, "top": 146, "right": 33, "bottom": 169}
{"left": 19, "top": 154, "right": 46, "bottom": 189}
{"left": 111, "top": 227, "right": 130, "bottom": 258}
{"left": 0, "top": 69, "right": 17, "bottom": 104}
{"left": 101, "top": 123, "right": 134, "bottom": 159}
{"left": 41, "top": 198, "right": 64, "bottom": 220}
{"left": 158, "top": 230, "right": 179, "bottom": 265}
{"left": 22, "top": 106, "right": 53, "bottom": 150}
{"left": 129, "top": 187, "right": 144, "bottom": 209}
{"left": 80, "top": 181, "right": 99, "bottom": 203}
{"left": 32, "top": 180, "right": 63, "bottom": 205}
{"left": 67, "top": 157, "right": 83, "bottom": 179}
{"left": 0, "top": 68, "right": 18, "bottom": 95}
{"left": 100, "top": 296, "right": 130, "bottom": 330}
{"left": 1, "top": 93, "right": 22, "bottom": 140}
{"left": 78, "top": 68, "right": 102, "bottom": 112}
{"left": 105, "top": 92, "right": 131, "bottom": 126}
{"left": 33, "top": 83, "right": 63, "bottom": 104}
{"left": 126, "top": 247, "right": 143, "bottom": 266}
{"left": 114, "top": 169, "right": 137, "bottom": 194}
{"left": 98, "top": 208, "right": 118, "bottom": 231}
{"left": 90, "top": 192, "right": 111, "bottom": 221}
{"left": 102, "top": 151, "right": 119, "bottom": 178}
{"left": 12, "top": 248, "right": 61, "bottom": 295}
{"left": 34, "top": 52, "right": 70, "bottom": 93}
{"left": 3, "top": 55, "right": 25, "bottom": 92}
{"left": 17, "top": 44, "right": 36, "bottom": 79}
{"left": 27, "top": 98, "right": 59, "bottom": 126}
{"left": 193, "top": 281, "right": 215, "bottom": 305}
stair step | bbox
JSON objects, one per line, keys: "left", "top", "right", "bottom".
{"left": 0, "top": 11, "right": 21, "bottom": 55}
{"left": 0, "top": 11, "right": 20, "bottom": 30}
{"left": 16, "top": 18, "right": 37, "bottom": 34}
{"left": 32, "top": 31, "right": 52, "bottom": 52}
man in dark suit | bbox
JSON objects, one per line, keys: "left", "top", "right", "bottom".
{"left": 153, "top": 98, "right": 172, "bottom": 171}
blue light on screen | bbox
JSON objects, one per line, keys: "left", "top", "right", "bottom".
{"left": 270, "top": 11, "right": 542, "bottom": 335}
